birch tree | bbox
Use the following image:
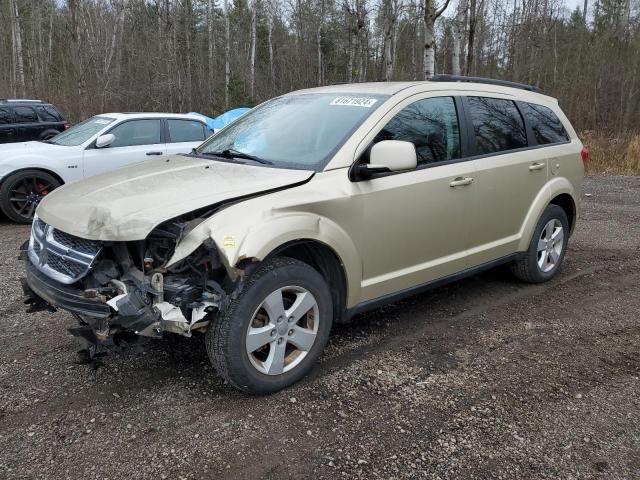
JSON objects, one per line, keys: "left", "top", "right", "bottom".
{"left": 423, "top": 0, "right": 451, "bottom": 78}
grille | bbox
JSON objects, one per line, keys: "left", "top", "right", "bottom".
{"left": 28, "top": 215, "right": 102, "bottom": 285}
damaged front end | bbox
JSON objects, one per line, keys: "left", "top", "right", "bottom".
{"left": 22, "top": 214, "right": 228, "bottom": 358}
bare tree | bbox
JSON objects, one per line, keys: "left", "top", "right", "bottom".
{"left": 452, "top": 0, "right": 467, "bottom": 75}
{"left": 423, "top": 0, "right": 451, "bottom": 78}
{"left": 9, "top": 0, "right": 25, "bottom": 97}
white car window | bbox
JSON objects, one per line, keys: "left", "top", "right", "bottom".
{"left": 49, "top": 116, "right": 116, "bottom": 146}
{"left": 167, "top": 119, "right": 206, "bottom": 142}
{"left": 109, "top": 120, "right": 162, "bottom": 147}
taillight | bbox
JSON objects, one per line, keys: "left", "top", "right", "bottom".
{"left": 64, "top": 122, "right": 71, "bottom": 130}
{"left": 581, "top": 147, "right": 588, "bottom": 163}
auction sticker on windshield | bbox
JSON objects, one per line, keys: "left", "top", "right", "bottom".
{"left": 329, "top": 97, "right": 378, "bottom": 108}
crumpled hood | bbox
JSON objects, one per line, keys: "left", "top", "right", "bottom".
{"left": 36, "top": 155, "right": 313, "bottom": 240}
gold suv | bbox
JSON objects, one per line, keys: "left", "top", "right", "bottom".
{"left": 23, "top": 76, "right": 585, "bottom": 394}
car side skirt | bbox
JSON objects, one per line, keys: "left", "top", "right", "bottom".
{"left": 345, "top": 252, "right": 523, "bottom": 319}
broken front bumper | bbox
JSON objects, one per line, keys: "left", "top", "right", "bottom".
{"left": 23, "top": 260, "right": 111, "bottom": 318}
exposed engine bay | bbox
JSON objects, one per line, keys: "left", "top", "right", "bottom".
{"left": 22, "top": 213, "right": 235, "bottom": 358}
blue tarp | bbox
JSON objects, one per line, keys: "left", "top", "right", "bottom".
{"left": 189, "top": 108, "right": 251, "bottom": 131}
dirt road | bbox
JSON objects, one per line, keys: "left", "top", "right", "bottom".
{"left": 1, "top": 176, "right": 639, "bottom": 479}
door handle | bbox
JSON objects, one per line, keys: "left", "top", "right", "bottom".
{"left": 146, "top": 151, "right": 163, "bottom": 156}
{"left": 449, "top": 177, "right": 474, "bottom": 187}
{"left": 528, "top": 162, "right": 545, "bottom": 171}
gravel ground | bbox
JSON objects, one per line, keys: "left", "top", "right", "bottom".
{"left": 1, "top": 176, "right": 639, "bottom": 480}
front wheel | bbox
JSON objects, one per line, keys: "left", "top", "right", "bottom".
{"left": 511, "top": 204, "right": 570, "bottom": 283}
{"left": 0, "top": 170, "right": 61, "bottom": 223}
{"left": 206, "top": 257, "right": 333, "bottom": 394}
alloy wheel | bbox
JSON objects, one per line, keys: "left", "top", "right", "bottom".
{"left": 245, "top": 286, "right": 319, "bottom": 376}
{"left": 8, "top": 175, "right": 54, "bottom": 220}
{"left": 537, "top": 219, "right": 564, "bottom": 273}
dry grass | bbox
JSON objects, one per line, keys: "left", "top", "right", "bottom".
{"left": 581, "top": 131, "right": 640, "bottom": 176}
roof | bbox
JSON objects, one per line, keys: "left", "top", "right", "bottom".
{"left": 288, "top": 80, "right": 556, "bottom": 104}
{"left": 97, "top": 112, "right": 205, "bottom": 121}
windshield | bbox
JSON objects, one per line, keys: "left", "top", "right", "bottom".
{"left": 197, "top": 93, "right": 387, "bottom": 170}
{"left": 49, "top": 116, "right": 116, "bottom": 146}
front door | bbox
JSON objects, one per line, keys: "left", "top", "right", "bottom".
{"left": 356, "top": 96, "right": 476, "bottom": 302}
{"left": 82, "top": 119, "right": 166, "bottom": 178}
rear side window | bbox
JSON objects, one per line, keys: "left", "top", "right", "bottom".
{"left": 167, "top": 119, "right": 207, "bottom": 142}
{"left": 0, "top": 107, "right": 13, "bottom": 124}
{"left": 13, "top": 106, "right": 38, "bottom": 123}
{"left": 374, "top": 96, "right": 461, "bottom": 165}
{"left": 36, "top": 106, "right": 59, "bottom": 122}
{"left": 520, "top": 103, "right": 569, "bottom": 145}
{"left": 467, "top": 97, "right": 527, "bottom": 155}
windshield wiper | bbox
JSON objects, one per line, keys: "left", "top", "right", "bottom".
{"left": 205, "top": 148, "right": 274, "bottom": 165}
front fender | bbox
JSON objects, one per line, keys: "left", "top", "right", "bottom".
{"left": 517, "top": 176, "right": 578, "bottom": 251}
{"left": 167, "top": 210, "right": 362, "bottom": 306}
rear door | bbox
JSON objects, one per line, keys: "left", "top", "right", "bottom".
{"left": 463, "top": 96, "right": 549, "bottom": 267}
{"left": 35, "top": 105, "right": 65, "bottom": 136}
{"left": 13, "top": 105, "right": 42, "bottom": 141}
{"left": 164, "top": 119, "right": 209, "bottom": 155}
{"left": 0, "top": 107, "right": 16, "bottom": 143}
{"left": 82, "top": 119, "right": 166, "bottom": 178}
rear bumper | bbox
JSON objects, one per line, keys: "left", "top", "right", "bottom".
{"left": 23, "top": 260, "right": 111, "bottom": 319}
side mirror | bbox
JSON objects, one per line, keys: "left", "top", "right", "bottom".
{"left": 356, "top": 140, "right": 417, "bottom": 179}
{"left": 95, "top": 134, "right": 115, "bottom": 148}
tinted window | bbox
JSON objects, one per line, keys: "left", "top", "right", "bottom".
{"left": 36, "top": 106, "right": 59, "bottom": 122}
{"left": 467, "top": 97, "right": 527, "bottom": 155}
{"left": 375, "top": 97, "right": 460, "bottom": 165}
{"left": 109, "top": 120, "right": 162, "bottom": 147}
{"left": 0, "top": 107, "right": 13, "bottom": 125}
{"left": 13, "top": 106, "right": 38, "bottom": 123}
{"left": 520, "top": 103, "right": 569, "bottom": 145}
{"left": 168, "top": 119, "right": 206, "bottom": 142}
{"left": 45, "top": 106, "right": 63, "bottom": 120}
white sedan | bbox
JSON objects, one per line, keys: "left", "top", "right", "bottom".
{"left": 0, "top": 112, "right": 212, "bottom": 223}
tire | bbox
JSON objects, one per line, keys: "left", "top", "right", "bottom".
{"left": 206, "top": 256, "right": 333, "bottom": 395}
{"left": 511, "top": 204, "right": 569, "bottom": 283}
{"left": 0, "top": 170, "right": 61, "bottom": 224}
{"left": 41, "top": 130, "right": 60, "bottom": 140}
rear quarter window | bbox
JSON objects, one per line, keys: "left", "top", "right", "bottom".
{"left": 520, "top": 103, "right": 570, "bottom": 145}
{"left": 466, "top": 97, "right": 527, "bottom": 155}
{"left": 36, "top": 106, "right": 60, "bottom": 122}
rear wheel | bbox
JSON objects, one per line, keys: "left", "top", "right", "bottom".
{"left": 0, "top": 170, "right": 60, "bottom": 224}
{"left": 511, "top": 204, "right": 569, "bottom": 283}
{"left": 206, "top": 257, "right": 333, "bottom": 394}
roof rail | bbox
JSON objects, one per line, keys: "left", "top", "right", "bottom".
{"left": 0, "top": 98, "right": 44, "bottom": 103}
{"left": 429, "top": 75, "right": 542, "bottom": 93}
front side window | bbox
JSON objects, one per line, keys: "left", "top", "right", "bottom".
{"left": 13, "top": 106, "right": 38, "bottom": 123}
{"left": 168, "top": 120, "right": 207, "bottom": 142}
{"left": 0, "top": 107, "right": 13, "bottom": 125}
{"left": 467, "top": 97, "right": 527, "bottom": 155}
{"left": 109, "top": 120, "right": 162, "bottom": 147}
{"left": 48, "top": 116, "right": 115, "bottom": 146}
{"left": 198, "top": 93, "right": 387, "bottom": 170}
{"left": 374, "top": 96, "right": 461, "bottom": 165}
{"left": 520, "top": 103, "right": 569, "bottom": 145}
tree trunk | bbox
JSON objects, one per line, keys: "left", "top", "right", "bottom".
{"left": 10, "top": 0, "right": 25, "bottom": 97}
{"left": 268, "top": 17, "right": 274, "bottom": 90}
{"left": 465, "top": 0, "right": 476, "bottom": 76}
{"left": 207, "top": 0, "right": 216, "bottom": 107}
{"left": 224, "top": 0, "right": 230, "bottom": 109}
{"left": 249, "top": 2, "right": 257, "bottom": 99}
{"left": 452, "top": 0, "right": 466, "bottom": 76}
